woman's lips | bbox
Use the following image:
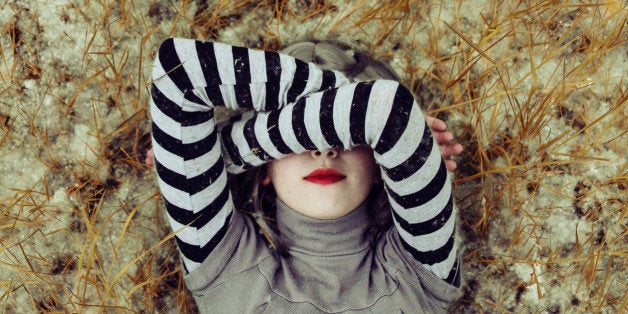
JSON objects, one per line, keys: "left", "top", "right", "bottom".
{"left": 303, "top": 168, "right": 346, "bottom": 185}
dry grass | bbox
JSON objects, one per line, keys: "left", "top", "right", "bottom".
{"left": 0, "top": 0, "right": 625, "bottom": 312}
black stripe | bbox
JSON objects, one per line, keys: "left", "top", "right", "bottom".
{"left": 154, "top": 150, "right": 224, "bottom": 196}
{"left": 264, "top": 80, "right": 281, "bottom": 111}
{"left": 155, "top": 160, "right": 187, "bottom": 192}
{"left": 445, "top": 258, "right": 461, "bottom": 287}
{"left": 349, "top": 82, "right": 373, "bottom": 146}
{"left": 180, "top": 108, "right": 213, "bottom": 127}
{"left": 292, "top": 99, "right": 317, "bottom": 150}
{"left": 195, "top": 41, "right": 221, "bottom": 85}
{"left": 267, "top": 110, "right": 292, "bottom": 154}
{"left": 152, "top": 122, "right": 217, "bottom": 161}
{"left": 242, "top": 114, "right": 272, "bottom": 161}
{"left": 158, "top": 39, "right": 192, "bottom": 91}
{"left": 202, "top": 85, "right": 225, "bottom": 108}
{"left": 163, "top": 182, "right": 229, "bottom": 227}
{"left": 320, "top": 70, "right": 336, "bottom": 90}
{"left": 264, "top": 51, "right": 282, "bottom": 111}
{"left": 374, "top": 85, "right": 414, "bottom": 154}
{"left": 264, "top": 51, "right": 281, "bottom": 81}
{"left": 185, "top": 155, "right": 226, "bottom": 194}
{"left": 181, "top": 128, "right": 218, "bottom": 161}
{"left": 392, "top": 197, "right": 453, "bottom": 236}
{"left": 151, "top": 123, "right": 181, "bottom": 156}
{"left": 233, "top": 84, "right": 254, "bottom": 109}
{"left": 319, "top": 88, "right": 343, "bottom": 147}
{"left": 232, "top": 46, "right": 251, "bottom": 83}
{"left": 175, "top": 211, "right": 233, "bottom": 263}
{"left": 151, "top": 85, "right": 182, "bottom": 123}
{"left": 220, "top": 123, "right": 243, "bottom": 166}
{"left": 399, "top": 230, "right": 455, "bottom": 265}
{"left": 286, "top": 60, "right": 309, "bottom": 104}
{"left": 182, "top": 88, "right": 206, "bottom": 107}
{"left": 386, "top": 161, "right": 448, "bottom": 208}
{"left": 232, "top": 46, "right": 254, "bottom": 109}
{"left": 382, "top": 123, "right": 434, "bottom": 182}
{"left": 242, "top": 114, "right": 258, "bottom": 154}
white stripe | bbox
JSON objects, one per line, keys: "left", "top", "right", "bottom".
{"left": 196, "top": 194, "right": 233, "bottom": 245}
{"left": 183, "top": 141, "right": 223, "bottom": 179}
{"left": 248, "top": 49, "right": 267, "bottom": 82}
{"left": 152, "top": 67, "right": 185, "bottom": 106}
{"left": 278, "top": 105, "right": 306, "bottom": 153}
{"left": 254, "top": 113, "right": 284, "bottom": 159}
{"left": 213, "top": 42, "right": 236, "bottom": 84}
{"left": 181, "top": 94, "right": 212, "bottom": 111}
{"left": 156, "top": 176, "right": 192, "bottom": 211}
{"left": 150, "top": 100, "right": 182, "bottom": 140}
{"left": 249, "top": 82, "right": 267, "bottom": 111}
{"left": 181, "top": 256, "right": 200, "bottom": 273}
{"left": 180, "top": 119, "right": 214, "bottom": 145}
{"left": 379, "top": 142, "right": 442, "bottom": 195}
{"left": 333, "top": 70, "right": 351, "bottom": 87}
{"left": 218, "top": 84, "right": 238, "bottom": 110}
{"left": 302, "top": 63, "right": 323, "bottom": 96}
{"left": 152, "top": 139, "right": 185, "bottom": 175}
{"left": 191, "top": 87, "right": 215, "bottom": 107}
{"left": 174, "top": 38, "right": 206, "bottom": 89}
{"left": 332, "top": 84, "right": 357, "bottom": 149}
{"left": 167, "top": 194, "right": 232, "bottom": 247}
{"left": 190, "top": 168, "right": 229, "bottom": 212}
{"left": 394, "top": 207, "right": 456, "bottom": 251}
{"left": 389, "top": 176, "right": 452, "bottom": 223}
{"left": 278, "top": 54, "right": 296, "bottom": 105}
{"left": 303, "top": 92, "right": 331, "bottom": 149}
{"left": 364, "top": 81, "right": 394, "bottom": 145}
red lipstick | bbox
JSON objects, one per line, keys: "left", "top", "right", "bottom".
{"left": 304, "top": 168, "right": 346, "bottom": 185}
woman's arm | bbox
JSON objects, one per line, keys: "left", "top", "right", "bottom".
{"left": 145, "top": 118, "right": 463, "bottom": 170}
{"left": 221, "top": 80, "right": 459, "bottom": 284}
{"left": 150, "top": 38, "right": 350, "bottom": 272}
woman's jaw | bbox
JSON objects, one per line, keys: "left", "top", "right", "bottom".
{"left": 266, "top": 147, "right": 378, "bottom": 219}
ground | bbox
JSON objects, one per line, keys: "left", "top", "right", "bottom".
{"left": 0, "top": 0, "right": 625, "bottom": 312}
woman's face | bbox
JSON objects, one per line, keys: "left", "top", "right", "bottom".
{"left": 265, "top": 146, "right": 378, "bottom": 219}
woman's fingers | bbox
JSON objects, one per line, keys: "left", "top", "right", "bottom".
{"left": 425, "top": 115, "right": 464, "bottom": 172}
{"left": 425, "top": 115, "right": 447, "bottom": 132}
{"left": 440, "top": 142, "right": 464, "bottom": 159}
{"left": 440, "top": 143, "right": 463, "bottom": 171}
{"left": 433, "top": 130, "right": 454, "bottom": 144}
{"left": 444, "top": 159, "right": 458, "bottom": 172}
{"left": 145, "top": 148, "right": 154, "bottom": 167}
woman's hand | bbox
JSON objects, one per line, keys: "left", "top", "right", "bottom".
{"left": 425, "top": 116, "right": 464, "bottom": 172}
{"left": 145, "top": 116, "right": 464, "bottom": 171}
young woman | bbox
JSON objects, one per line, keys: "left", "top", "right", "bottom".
{"left": 150, "top": 38, "right": 462, "bottom": 312}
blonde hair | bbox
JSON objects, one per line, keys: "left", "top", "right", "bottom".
{"left": 280, "top": 40, "right": 399, "bottom": 82}
{"left": 230, "top": 40, "right": 398, "bottom": 256}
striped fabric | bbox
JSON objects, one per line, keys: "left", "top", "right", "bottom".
{"left": 150, "top": 38, "right": 458, "bottom": 282}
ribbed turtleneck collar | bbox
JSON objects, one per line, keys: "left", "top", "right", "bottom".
{"left": 275, "top": 199, "right": 371, "bottom": 256}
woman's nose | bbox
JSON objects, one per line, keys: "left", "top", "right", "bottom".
{"left": 311, "top": 148, "right": 338, "bottom": 159}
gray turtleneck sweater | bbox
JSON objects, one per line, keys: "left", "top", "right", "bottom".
{"left": 184, "top": 200, "right": 459, "bottom": 313}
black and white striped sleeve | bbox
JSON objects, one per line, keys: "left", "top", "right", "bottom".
{"left": 150, "top": 38, "right": 350, "bottom": 272}
{"left": 221, "top": 80, "right": 459, "bottom": 283}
